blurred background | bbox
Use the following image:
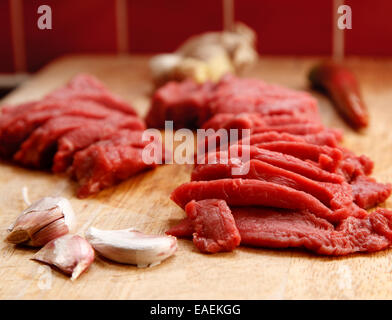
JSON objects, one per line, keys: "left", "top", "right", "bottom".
{"left": 0, "top": 0, "right": 391, "bottom": 93}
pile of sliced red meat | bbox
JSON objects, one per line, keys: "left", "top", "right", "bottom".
{"left": 0, "top": 74, "right": 163, "bottom": 198}
{"left": 157, "top": 75, "right": 392, "bottom": 256}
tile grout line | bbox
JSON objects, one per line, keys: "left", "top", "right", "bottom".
{"left": 332, "top": 0, "right": 345, "bottom": 61}
{"left": 9, "top": 0, "right": 27, "bottom": 72}
{"left": 116, "top": 0, "right": 129, "bottom": 54}
{"left": 222, "top": 0, "right": 235, "bottom": 31}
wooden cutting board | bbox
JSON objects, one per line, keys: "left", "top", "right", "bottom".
{"left": 1, "top": 55, "right": 392, "bottom": 300}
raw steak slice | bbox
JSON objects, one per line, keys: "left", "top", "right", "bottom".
{"left": 185, "top": 199, "right": 241, "bottom": 253}
{"left": 167, "top": 207, "right": 392, "bottom": 256}
{"left": 46, "top": 74, "right": 137, "bottom": 115}
{"left": 254, "top": 141, "right": 343, "bottom": 172}
{"left": 338, "top": 147, "right": 374, "bottom": 181}
{"left": 14, "top": 114, "right": 135, "bottom": 168}
{"left": 191, "top": 158, "right": 366, "bottom": 221}
{"left": 351, "top": 175, "right": 392, "bottom": 209}
{"left": 166, "top": 217, "right": 194, "bottom": 238}
{"left": 234, "top": 207, "right": 392, "bottom": 255}
{"left": 0, "top": 99, "right": 117, "bottom": 158}
{"left": 201, "top": 112, "right": 316, "bottom": 131}
{"left": 52, "top": 115, "right": 146, "bottom": 173}
{"left": 229, "top": 145, "right": 344, "bottom": 183}
{"left": 252, "top": 123, "right": 324, "bottom": 136}
{"left": 72, "top": 129, "right": 162, "bottom": 198}
{"left": 238, "top": 130, "right": 341, "bottom": 148}
{"left": 146, "top": 80, "right": 214, "bottom": 128}
{"left": 170, "top": 178, "right": 333, "bottom": 219}
{"left": 208, "top": 75, "right": 321, "bottom": 122}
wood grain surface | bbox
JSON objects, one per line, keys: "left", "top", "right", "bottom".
{"left": 1, "top": 55, "right": 392, "bottom": 300}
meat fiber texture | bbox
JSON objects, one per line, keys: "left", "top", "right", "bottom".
{"left": 162, "top": 76, "right": 392, "bottom": 255}
{"left": 0, "top": 74, "right": 164, "bottom": 198}
{"left": 147, "top": 74, "right": 321, "bottom": 128}
{"left": 71, "top": 129, "right": 163, "bottom": 198}
{"left": 167, "top": 200, "right": 392, "bottom": 256}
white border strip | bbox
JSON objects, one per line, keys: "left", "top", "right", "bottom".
{"left": 116, "top": 0, "right": 129, "bottom": 54}
{"left": 10, "top": 0, "right": 27, "bottom": 72}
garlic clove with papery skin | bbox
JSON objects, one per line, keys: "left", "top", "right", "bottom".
{"left": 7, "top": 197, "right": 76, "bottom": 247}
{"left": 85, "top": 227, "right": 177, "bottom": 268}
{"left": 33, "top": 234, "right": 94, "bottom": 281}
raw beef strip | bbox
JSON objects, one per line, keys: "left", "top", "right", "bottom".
{"left": 146, "top": 80, "right": 214, "bottom": 128}
{"left": 338, "top": 147, "right": 374, "bottom": 181}
{"left": 146, "top": 75, "right": 320, "bottom": 129}
{"left": 170, "top": 178, "right": 333, "bottom": 219}
{"left": 166, "top": 217, "right": 194, "bottom": 238}
{"left": 14, "top": 114, "right": 136, "bottom": 168}
{"left": 229, "top": 145, "right": 344, "bottom": 183}
{"left": 208, "top": 75, "right": 321, "bottom": 122}
{"left": 234, "top": 207, "right": 392, "bottom": 255}
{"left": 52, "top": 115, "right": 146, "bottom": 173}
{"left": 1, "top": 101, "right": 38, "bottom": 115}
{"left": 72, "top": 129, "right": 162, "bottom": 198}
{"left": 252, "top": 123, "right": 324, "bottom": 136}
{"left": 167, "top": 207, "right": 392, "bottom": 256}
{"left": 46, "top": 74, "right": 137, "bottom": 115}
{"left": 201, "top": 112, "right": 316, "bottom": 131}
{"left": 0, "top": 99, "right": 118, "bottom": 158}
{"left": 185, "top": 199, "right": 241, "bottom": 253}
{"left": 238, "top": 130, "right": 341, "bottom": 148}
{"left": 351, "top": 175, "right": 392, "bottom": 209}
{"left": 254, "top": 141, "right": 343, "bottom": 172}
{"left": 191, "top": 159, "right": 366, "bottom": 221}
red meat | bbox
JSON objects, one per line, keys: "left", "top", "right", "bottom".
{"left": 146, "top": 80, "right": 214, "bottom": 128}
{"left": 46, "top": 74, "right": 137, "bottom": 115}
{"left": 185, "top": 199, "right": 241, "bottom": 253}
{"left": 338, "top": 147, "right": 374, "bottom": 181}
{"left": 167, "top": 207, "right": 392, "bottom": 256}
{"left": 351, "top": 175, "right": 392, "bottom": 209}
{"left": 230, "top": 145, "right": 344, "bottom": 183}
{"left": 254, "top": 141, "right": 342, "bottom": 172}
{"left": 0, "top": 99, "right": 117, "bottom": 158}
{"left": 170, "top": 178, "right": 334, "bottom": 220}
{"left": 146, "top": 75, "right": 321, "bottom": 129}
{"left": 238, "top": 130, "right": 341, "bottom": 147}
{"left": 52, "top": 115, "right": 145, "bottom": 173}
{"left": 201, "top": 112, "right": 316, "bottom": 131}
{"left": 72, "top": 129, "right": 162, "bottom": 198}
{"left": 208, "top": 75, "right": 320, "bottom": 122}
{"left": 191, "top": 158, "right": 366, "bottom": 221}
{"left": 14, "top": 114, "right": 140, "bottom": 168}
{"left": 252, "top": 123, "right": 324, "bottom": 136}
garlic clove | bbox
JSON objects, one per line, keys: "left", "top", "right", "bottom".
{"left": 85, "top": 227, "right": 177, "bottom": 268}
{"left": 7, "top": 197, "right": 76, "bottom": 247}
{"left": 33, "top": 234, "right": 94, "bottom": 281}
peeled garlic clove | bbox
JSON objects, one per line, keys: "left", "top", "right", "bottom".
{"left": 33, "top": 234, "right": 94, "bottom": 281}
{"left": 7, "top": 197, "right": 76, "bottom": 247}
{"left": 85, "top": 227, "right": 177, "bottom": 268}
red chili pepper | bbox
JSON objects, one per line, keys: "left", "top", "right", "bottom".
{"left": 308, "top": 61, "right": 369, "bottom": 129}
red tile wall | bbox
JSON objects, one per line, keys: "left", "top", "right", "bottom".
{"left": 345, "top": 0, "right": 392, "bottom": 56}
{"left": 0, "top": 0, "right": 15, "bottom": 73}
{"left": 23, "top": 0, "right": 118, "bottom": 72}
{"left": 0, "top": 0, "right": 391, "bottom": 74}
{"left": 128, "top": 0, "right": 223, "bottom": 53}
{"left": 235, "top": 0, "right": 333, "bottom": 55}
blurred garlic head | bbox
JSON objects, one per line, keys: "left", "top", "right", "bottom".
{"left": 85, "top": 227, "right": 177, "bottom": 268}
{"left": 150, "top": 22, "right": 258, "bottom": 86}
{"left": 7, "top": 197, "right": 75, "bottom": 247}
{"left": 33, "top": 234, "right": 94, "bottom": 281}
